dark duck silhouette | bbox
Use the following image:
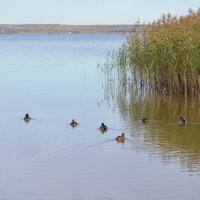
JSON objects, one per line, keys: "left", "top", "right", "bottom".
{"left": 24, "top": 113, "right": 31, "bottom": 123}
{"left": 178, "top": 117, "right": 186, "bottom": 125}
{"left": 99, "top": 123, "right": 108, "bottom": 132}
{"left": 70, "top": 119, "right": 78, "bottom": 127}
{"left": 142, "top": 117, "right": 149, "bottom": 123}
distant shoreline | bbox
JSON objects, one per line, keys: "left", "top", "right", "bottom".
{"left": 0, "top": 24, "right": 144, "bottom": 34}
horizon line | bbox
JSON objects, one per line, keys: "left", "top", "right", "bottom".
{"left": 0, "top": 23, "right": 140, "bottom": 26}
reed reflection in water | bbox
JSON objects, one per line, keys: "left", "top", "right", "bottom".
{"left": 102, "top": 77, "right": 200, "bottom": 173}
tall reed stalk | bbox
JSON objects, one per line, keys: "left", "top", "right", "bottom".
{"left": 114, "top": 8, "right": 200, "bottom": 97}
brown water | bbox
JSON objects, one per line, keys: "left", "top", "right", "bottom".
{"left": 0, "top": 34, "right": 199, "bottom": 200}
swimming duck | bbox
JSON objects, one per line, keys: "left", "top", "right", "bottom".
{"left": 116, "top": 133, "right": 125, "bottom": 143}
{"left": 99, "top": 123, "right": 108, "bottom": 132}
{"left": 24, "top": 113, "right": 31, "bottom": 122}
{"left": 178, "top": 117, "right": 186, "bottom": 125}
{"left": 142, "top": 117, "right": 149, "bottom": 123}
{"left": 70, "top": 119, "right": 78, "bottom": 127}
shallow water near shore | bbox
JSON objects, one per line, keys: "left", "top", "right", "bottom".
{"left": 0, "top": 34, "right": 200, "bottom": 200}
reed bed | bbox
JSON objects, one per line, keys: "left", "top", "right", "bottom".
{"left": 114, "top": 8, "right": 200, "bottom": 98}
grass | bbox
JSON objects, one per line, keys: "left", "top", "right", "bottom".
{"left": 107, "top": 8, "right": 200, "bottom": 98}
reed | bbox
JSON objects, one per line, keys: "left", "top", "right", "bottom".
{"left": 112, "top": 8, "right": 200, "bottom": 97}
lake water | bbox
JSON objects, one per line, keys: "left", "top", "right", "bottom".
{"left": 0, "top": 34, "right": 199, "bottom": 200}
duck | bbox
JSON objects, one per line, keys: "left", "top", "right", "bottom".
{"left": 116, "top": 133, "right": 125, "bottom": 143}
{"left": 99, "top": 123, "right": 108, "bottom": 132}
{"left": 142, "top": 117, "right": 149, "bottom": 123}
{"left": 24, "top": 113, "right": 31, "bottom": 122}
{"left": 70, "top": 119, "right": 78, "bottom": 127}
{"left": 178, "top": 117, "right": 186, "bottom": 125}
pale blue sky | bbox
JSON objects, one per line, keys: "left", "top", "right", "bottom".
{"left": 0, "top": 0, "right": 199, "bottom": 24}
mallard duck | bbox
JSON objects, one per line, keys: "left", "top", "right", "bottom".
{"left": 178, "top": 117, "right": 186, "bottom": 125}
{"left": 99, "top": 123, "right": 108, "bottom": 132}
{"left": 70, "top": 119, "right": 78, "bottom": 127}
{"left": 116, "top": 133, "right": 125, "bottom": 143}
{"left": 24, "top": 113, "right": 31, "bottom": 122}
{"left": 142, "top": 117, "right": 149, "bottom": 123}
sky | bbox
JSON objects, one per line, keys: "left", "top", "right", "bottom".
{"left": 0, "top": 0, "right": 199, "bottom": 24}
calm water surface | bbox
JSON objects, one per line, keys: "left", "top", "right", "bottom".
{"left": 0, "top": 34, "right": 199, "bottom": 200}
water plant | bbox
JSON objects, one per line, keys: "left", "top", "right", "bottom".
{"left": 107, "top": 8, "right": 200, "bottom": 98}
